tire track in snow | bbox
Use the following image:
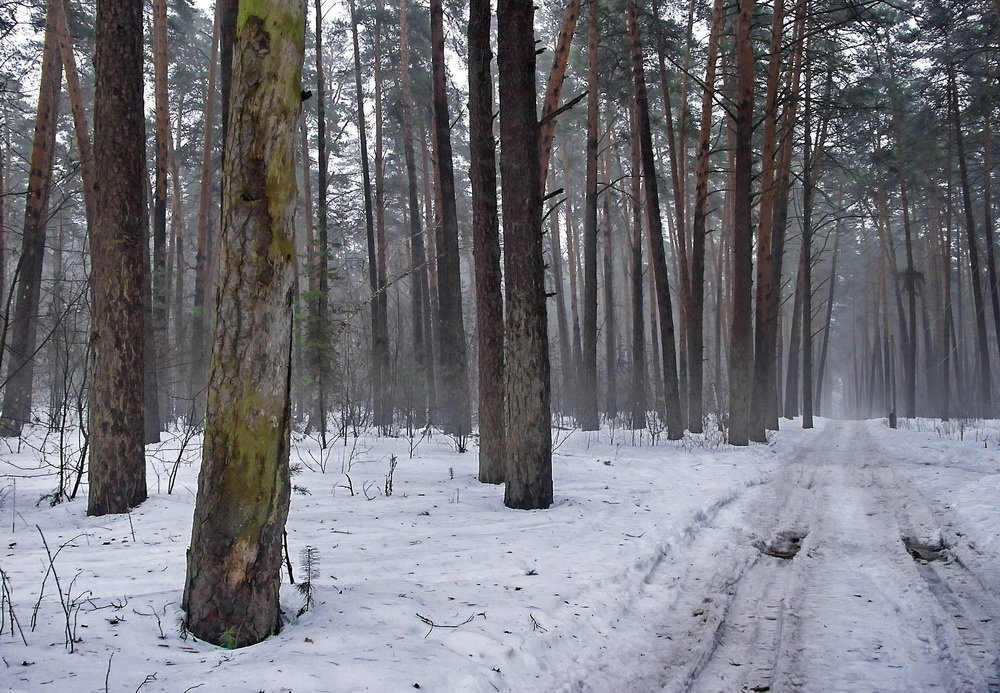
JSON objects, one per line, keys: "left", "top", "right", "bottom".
{"left": 857, "top": 424, "right": 1000, "bottom": 692}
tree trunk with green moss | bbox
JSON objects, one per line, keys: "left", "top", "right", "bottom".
{"left": 183, "top": 0, "right": 305, "bottom": 648}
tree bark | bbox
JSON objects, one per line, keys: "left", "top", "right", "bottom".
{"left": 538, "top": 0, "right": 582, "bottom": 189}
{"left": 625, "top": 0, "right": 682, "bottom": 439}
{"left": 86, "top": 0, "right": 147, "bottom": 514}
{"left": 183, "top": 0, "right": 305, "bottom": 647}
{"left": 727, "top": 0, "right": 756, "bottom": 444}
{"left": 748, "top": 0, "right": 787, "bottom": 441}
{"left": 189, "top": 2, "right": 221, "bottom": 420}
{"left": 151, "top": 0, "right": 170, "bottom": 431}
{"left": 429, "top": 0, "right": 471, "bottom": 435}
{"left": 52, "top": 0, "right": 95, "bottom": 229}
{"left": 498, "top": 0, "right": 552, "bottom": 509}
{"left": 579, "top": 0, "right": 600, "bottom": 431}
{"left": 949, "top": 66, "right": 992, "bottom": 415}
{"left": 602, "top": 153, "right": 617, "bottom": 418}
{"left": 628, "top": 96, "right": 646, "bottom": 431}
{"left": 468, "top": 0, "right": 505, "bottom": 481}
{"left": 308, "top": 0, "right": 331, "bottom": 439}
{"left": 372, "top": 0, "right": 391, "bottom": 429}
{"left": 687, "top": 0, "right": 724, "bottom": 434}
{"left": 0, "top": 2, "right": 62, "bottom": 437}
{"left": 399, "top": 0, "right": 431, "bottom": 426}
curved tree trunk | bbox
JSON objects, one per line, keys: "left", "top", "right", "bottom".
{"left": 625, "top": 0, "right": 682, "bottom": 439}
{"left": 0, "top": 2, "right": 61, "bottom": 437}
{"left": 183, "top": 0, "right": 305, "bottom": 647}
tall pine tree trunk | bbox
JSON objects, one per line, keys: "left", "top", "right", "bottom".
{"left": 727, "top": 0, "right": 756, "bottom": 444}
{"left": 399, "top": 0, "right": 431, "bottom": 425}
{"left": 0, "top": 2, "right": 61, "bottom": 437}
{"left": 628, "top": 97, "right": 646, "bottom": 430}
{"left": 468, "top": 0, "right": 505, "bottom": 481}
{"left": 626, "top": 0, "right": 682, "bottom": 439}
{"left": 183, "top": 0, "right": 305, "bottom": 646}
{"left": 688, "top": 0, "right": 724, "bottom": 434}
{"left": 429, "top": 0, "right": 471, "bottom": 435}
{"left": 538, "top": 0, "right": 582, "bottom": 189}
{"left": 372, "top": 0, "right": 391, "bottom": 429}
{"left": 151, "top": 0, "right": 170, "bottom": 432}
{"left": 189, "top": 2, "right": 221, "bottom": 421}
{"left": 87, "top": 0, "right": 147, "bottom": 514}
{"left": 748, "top": 0, "right": 787, "bottom": 441}
{"left": 949, "top": 66, "right": 993, "bottom": 415}
{"left": 579, "top": 0, "right": 600, "bottom": 431}
{"left": 498, "top": 0, "right": 552, "bottom": 509}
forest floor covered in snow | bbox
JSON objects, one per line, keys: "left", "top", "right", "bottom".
{"left": 2, "top": 416, "right": 999, "bottom": 692}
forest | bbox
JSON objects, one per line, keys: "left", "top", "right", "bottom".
{"left": 0, "top": 0, "right": 999, "bottom": 687}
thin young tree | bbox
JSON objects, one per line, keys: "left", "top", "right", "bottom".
{"left": 578, "top": 0, "right": 600, "bottom": 431}
{"left": 183, "top": 0, "right": 306, "bottom": 647}
{"left": 688, "top": 0, "right": 724, "bottom": 434}
{"left": 398, "top": 0, "right": 431, "bottom": 425}
{"left": 189, "top": 1, "right": 221, "bottom": 420}
{"left": 498, "top": 0, "right": 552, "bottom": 509}
{"left": 87, "top": 0, "right": 147, "bottom": 515}
{"left": 308, "top": 0, "right": 330, "bottom": 439}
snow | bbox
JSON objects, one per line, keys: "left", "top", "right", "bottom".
{"left": 2, "top": 417, "right": 998, "bottom": 692}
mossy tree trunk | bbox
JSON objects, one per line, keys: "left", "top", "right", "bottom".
{"left": 183, "top": 0, "right": 305, "bottom": 648}
{"left": 87, "top": 0, "right": 147, "bottom": 515}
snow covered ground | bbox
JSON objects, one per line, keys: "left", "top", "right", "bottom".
{"left": 1, "top": 417, "right": 998, "bottom": 692}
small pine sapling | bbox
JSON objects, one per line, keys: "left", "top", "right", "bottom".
{"left": 296, "top": 546, "right": 319, "bottom": 616}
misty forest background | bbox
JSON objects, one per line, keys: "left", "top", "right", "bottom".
{"left": 0, "top": 0, "right": 997, "bottom": 523}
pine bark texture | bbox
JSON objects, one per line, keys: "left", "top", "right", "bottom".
{"left": 0, "top": 3, "right": 61, "bottom": 437}
{"left": 152, "top": 0, "right": 170, "bottom": 429}
{"left": 87, "top": 0, "right": 147, "bottom": 514}
{"left": 579, "top": 0, "right": 599, "bottom": 431}
{"left": 183, "top": 0, "right": 305, "bottom": 647}
{"left": 727, "top": 0, "right": 756, "bottom": 445}
{"left": 468, "top": 0, "right": 505, "bottom": 482}
{"left": 498, "top": 0, "right": 552, "bottom": 510}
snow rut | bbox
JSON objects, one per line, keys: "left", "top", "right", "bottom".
{"left": 633, "top": 420, "right": 1000, "bottom": 692}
